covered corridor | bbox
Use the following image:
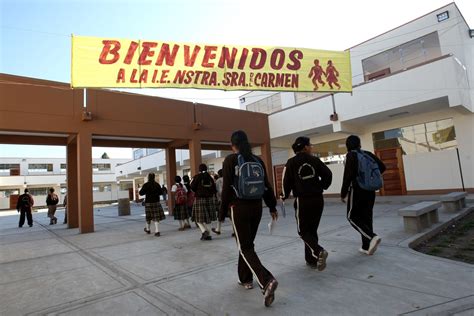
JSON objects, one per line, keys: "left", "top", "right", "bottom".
{"left": 0, "top": 73, "right": 273, "bottom": 233}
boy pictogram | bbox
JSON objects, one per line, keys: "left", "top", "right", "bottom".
{"left": 308, "top": 59, "right": 326, "bottom": 91}
{"left": 325, "top": 60, "right": 341, "bottom": 90}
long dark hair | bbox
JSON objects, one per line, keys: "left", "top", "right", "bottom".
{"left": 231, "top": 130, "right": 253, "bottom": 160}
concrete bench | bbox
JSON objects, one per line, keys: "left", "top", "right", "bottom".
{"left": 398, "top": 201, "right": 441, "bottom": 233}
{"left": 440, "top": 192, "right": 467, "bottom": 212}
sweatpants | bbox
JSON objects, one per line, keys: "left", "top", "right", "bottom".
{"left": 347, "top": 187, "right": 376, "bottom": 250}
{"left": 230, "top": 200, "right": 274, "bottom": 291}
{"left": 294, "top": 196, "right": 324, "bottom": 265}
{"left": 19, "top": 208, "right": 33, "bottom": 227}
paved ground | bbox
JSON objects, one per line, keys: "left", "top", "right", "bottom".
{"left": 0, "top": 196, "right": 473, "bottom": 316}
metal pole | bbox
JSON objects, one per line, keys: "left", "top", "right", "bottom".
{"left": 456, "top": 148, "right": 465, "bottom": 192}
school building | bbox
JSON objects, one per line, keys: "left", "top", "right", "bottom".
{"left": 241, "top": 3, "right": 474, "bottom": 196}
{"left": 115, "top": 148, "right": 230, "bottom": 200}
{"left": 0, "top": 157, "right": 130, "bottom": 210}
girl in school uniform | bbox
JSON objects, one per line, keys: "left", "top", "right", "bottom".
{"left": 171, "top": 176, "right": 190, "bottom": 231}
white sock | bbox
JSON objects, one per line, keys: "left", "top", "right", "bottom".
{"left": 179, "top": 220, "right": 184, "bottom": 228}
{"left": 145, "top": 222, "right": 150, "bottom": 231}
{"left": 216, "top": 221, "right": 222, "bottom": 232}
{"left": 197, "top": 222, "right": 207, "bottom": 234}
{"left": 154, "top": 221, "right": 159, "bottom": 233}
{"left": 203, "top": 223, "right": 210, "bottom": 233}
{"left": 185, "top": 218, "right": 190, "bottom": 226}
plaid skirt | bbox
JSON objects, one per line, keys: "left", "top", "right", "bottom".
{"left": 192, "top": 196, "right": 218, "bottom": 224}
{"left": 145, "top": 202, "right": 166, "bottom": 222}
{"left": 174, "top": 204, "right": 189, "bottom": 220}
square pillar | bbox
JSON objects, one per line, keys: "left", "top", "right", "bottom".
{"left": 77, "top": 132, "right": 94, "bottom": 234}
{"left": 189, "top": 138, "right": 202, "bottom": 176}
{"left": 66, "top": 136, "right": 79, "bottom": 229}
{"left": 261, "top": 142, "right": 274, "bottom": 188}
{"left": 165, "top": 147, "right": 176, "bottom": 211}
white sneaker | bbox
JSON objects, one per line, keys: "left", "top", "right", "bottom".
{"left": 368, "top": 236, "right": 381, "bottom": 255}
{"left": 359, "top": 248, "right": 370, "bottom": 255}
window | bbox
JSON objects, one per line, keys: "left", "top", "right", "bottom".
{"left": 372, "top": 118, "right": 457, "bottom": 154}
{"left": 93, "top": 184, "right": 113, "bottom": 192}
{"left": 313, "top": 139, "right": 347, "bottom": 165}
{"left": 146, "top": 148, "right": 160, "bottom": 155}
{"left": 28, "top": 164, "right": 53, "bottom": 173}
{"left": 0, "top": 188, "right": 20, "bottom": 198}
{"left": 28, "top": 187, "right": 50, "bottom": 196}
{"left": 362, "top": 32, "right": 441, "bottom": 82}
{"left": 133, "top": 149, "right": 145, "bottom": 160}
{"left": 92, "top": 163, "right": 111, "bottom": 172}
{"left": 60, "top": 164, "right": 67, "bottom": 172}
{"left": 0, "top": 164, "right": 20, "bottom": 175}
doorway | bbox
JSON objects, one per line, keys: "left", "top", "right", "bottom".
{"left": 273, "top": 164, "right": 285, "bottom": 197}
{"left": 375, "top": 147, "right": 407, "bottom": 195}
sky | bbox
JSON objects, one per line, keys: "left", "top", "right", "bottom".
{"left": 1, "top": 0, "right": 473, "bottom": 159}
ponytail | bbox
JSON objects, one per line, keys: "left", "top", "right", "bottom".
{"left": 231, "top": 130, "right": 253, "bottom": 160}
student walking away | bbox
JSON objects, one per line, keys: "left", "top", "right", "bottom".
{"left": 341, "top": 135, "right": 386, "bottom": 255}
{"left": 212, "top": 169, "right": 224, "bottom": 235}
{"left": 46, "top": 188, "right": 59, "bottom": 225}
{"left": 63, "top": 194, "right": 68, "bottom": 224}
{"left": 220, "top": 130, "right": 279, "bottom": 307}
{"left": 182, "top": 175, "right": 195, "bottom": 227}
{"left": 172, "top": 176, "right": 191, "bottom": 231}
{"left": 162, "top": 184, "right": 168, "bottom": 201}
{"left": 17, "top": 188, "right": 34, "bottom": 228}
{"left": 191, "top": 164, "right": 218, "bottom": 241}
{"left": 139, "top": 173, "right": 166, "bottom": 237}
{"left": 282, "top": 136, "right": 333, "bottom": 270}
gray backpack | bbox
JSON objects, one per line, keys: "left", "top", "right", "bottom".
{"left": 233, "top": 154, "right": 265, "bottom": 200}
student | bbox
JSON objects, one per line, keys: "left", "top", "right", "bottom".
{"left": 341, "top": 135, "right": 386, "bottom": 255}
{"left": 17, "top": 188, "right": 34, "bottom": 228}
{"left": 162, "top": 185, "right": 168, "bottom": 201}
{"left": 182, "top": 175, "right": 194, "bottom": 227}
{"left": 46, "top": 188, "right": 59, "bottom": 225}
{"left": 63, "top": 194, "right": 68, "bottom": 224}
{"left": 220, "top": 130, "right": 279, "bottom": 308}
{"left": 212, "top": 169, "right": 224, "bottom": 235}
{"left": 139, "top": 173, "right": 165, "bottom": 237}
{"left": 191, "top": 164, "right": 218, "bottom": 241}
{"left": 172, "top": 176, "right": 190, "bottom": 231}
{"left": 282, "top": 136, "right": 333, "bottom": 270}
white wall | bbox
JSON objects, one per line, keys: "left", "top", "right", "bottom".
{"left": 403, "top": 150, "right": 463, "bottom": 191}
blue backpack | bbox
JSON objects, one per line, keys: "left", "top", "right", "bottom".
{"left": 233, "top": 154, "right": 265, "bottom": 199}
{"left": 353, "top": 150, "right": 383, "bottom": 191}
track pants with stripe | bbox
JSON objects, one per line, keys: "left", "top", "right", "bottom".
{"left": 294, "top": 196, "right": 324, "bottom": 265}
{"left": 231, "top": 200, "right": 274, "bottom": 291}
{"left": 347, "top": 187, "right": 376, "bottom": 250}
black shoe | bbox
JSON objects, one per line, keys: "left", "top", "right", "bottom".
{"left": 49, "top": 221, "right": 54, "bottom": 225}
{"left": 19, "top": 225, "right": 23, "bottom": 228}
{"left": 264, "top": 279, "right": 278, "bottom": 307}
{"left": 155, "top": 232, "right": 161, "bottom": 237}
{"left": 201, "top": 231, "right": 212, "bottom": 241}
{"left": 53, "top": 218, "right": 58, "bottom": 225}
{"left": 29, "top": 225, "right": 33, "bottom": 227}
{"left": 144, "top": 228, "right": 151, "bottom": 234}
{"left": 212, "top": 228, "right": 221, "bottom": 235}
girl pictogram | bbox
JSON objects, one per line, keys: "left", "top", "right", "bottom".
{"left": 325, "top": 60, "right": 341, "bottom": 90}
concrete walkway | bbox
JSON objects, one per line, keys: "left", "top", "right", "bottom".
{"left": 0, "top": 196, "right": 473, "bottom": 315}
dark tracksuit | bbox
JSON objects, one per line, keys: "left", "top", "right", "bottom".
{"left": 282, "top": 152, "right": 332, "bottom": 265}
{"left": 341, "top": 150, "right": 386, "bottom": 250}
{"left": 17, "top": 193, "right": 34, "bottom": 227}
{"left": 220, "top": 153, "right": 277, "bottom": 291}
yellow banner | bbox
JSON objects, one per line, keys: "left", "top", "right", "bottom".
{"left": 71, "top": 35, "right": 352, "bottom": 92}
